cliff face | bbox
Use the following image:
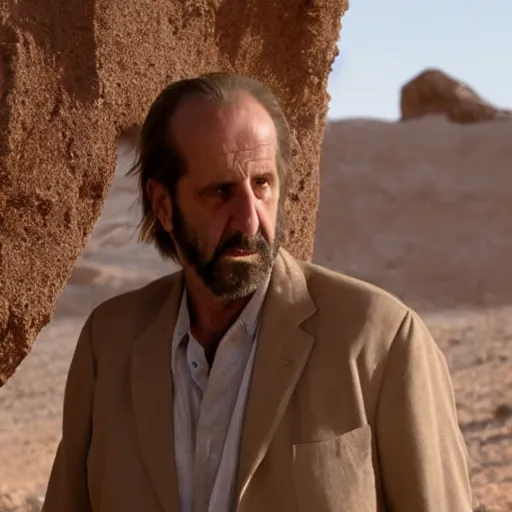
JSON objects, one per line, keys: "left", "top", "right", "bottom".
{"left": 0, "top": 0, "right": 347, "bottom": 385}
{"left": 316, "top": 116, "right": 512, "bottom": 311}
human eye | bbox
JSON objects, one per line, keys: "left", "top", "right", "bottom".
{"left": 253, "top": 173, "right": 273, "bottom": 188}
{"left": 214, "top": 183, "right": 231, "bottom": 197}
{"left": 198, "top": 181, "right": 232, "bottom": 202}
{"left": 254, "top": 177, "right": 268, "bottom": 186}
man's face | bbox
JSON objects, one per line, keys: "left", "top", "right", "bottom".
{"left": 153, "top": 92, "right": 283, "bottom": 300}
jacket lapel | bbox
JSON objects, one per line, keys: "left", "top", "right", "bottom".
{"left": 130, "top": 272, "right": 184, "bottom": 512}
{"left": 236, "top": 249, "right": 317, "bottom": 503}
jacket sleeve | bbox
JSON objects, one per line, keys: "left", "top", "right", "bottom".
{"left": 376, "top": 308, "right": 473, "bottom": 511}
{"left": 42, "top": 312, "right": 96, "bottom": 512}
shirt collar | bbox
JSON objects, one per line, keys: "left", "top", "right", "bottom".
{"left": 172, "top": 275, "right": 270, "bottom": 355}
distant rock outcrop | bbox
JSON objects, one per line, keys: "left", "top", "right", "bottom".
{"left": 0, "top": 1, "right": 347, "bottom": 385}
{"left": 400, "top": 69, "right": 512, "bottom": 124}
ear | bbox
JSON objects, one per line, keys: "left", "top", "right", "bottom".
{"left": 146, "top": 179, "right": 173, "bottom": 232}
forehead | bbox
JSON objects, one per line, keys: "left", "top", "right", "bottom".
{"left": 169, "top": 92, "right": 278, "bottom": 172}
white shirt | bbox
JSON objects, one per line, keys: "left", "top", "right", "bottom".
{"left": 171, "top": 282, "right": 268, "bottom": 512}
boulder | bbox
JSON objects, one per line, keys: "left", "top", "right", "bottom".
{"left": 400, "top": 68, "right": 512, "bottom": 123}
{"left": 0, "top": 0, "right": 348, "bottom": 384}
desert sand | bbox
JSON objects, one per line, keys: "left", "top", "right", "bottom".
{"left": 1, "top": 116, "right": 511, "bottom": 511}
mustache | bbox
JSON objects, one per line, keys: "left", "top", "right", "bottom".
{"left": 213, "top": 231, "right": 269, "bottom": 259}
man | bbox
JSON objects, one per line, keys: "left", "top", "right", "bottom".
{"left": 43, "top": 72, "right": 472, "bottom": 511}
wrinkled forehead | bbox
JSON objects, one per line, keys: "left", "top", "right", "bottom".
{"left": 224, "top": 143, "right": 274, "bottom": 168}
{"left": 170, "top": 92, "right": 278, "bottom": 171}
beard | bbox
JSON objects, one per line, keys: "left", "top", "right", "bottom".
{"left": 171, "top": 203, "right": 284, "bottom": 301}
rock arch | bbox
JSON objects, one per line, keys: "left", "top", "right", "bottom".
{"left": 0, "top": 0, "right": 348, "bottom": 384}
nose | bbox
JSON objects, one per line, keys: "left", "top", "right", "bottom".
{"left": 229, "top": 183, "right": 259, "bottom": 237}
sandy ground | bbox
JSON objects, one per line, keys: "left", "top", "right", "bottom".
{"left": 1, "top": 117, "right": 511, "bottom": 511}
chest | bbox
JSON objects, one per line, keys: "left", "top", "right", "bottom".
{"left": 87, "top": 337, "right": 384, "bottom": 512}
{"left": 236, "top": 355, "right": 383, "bottom": 512}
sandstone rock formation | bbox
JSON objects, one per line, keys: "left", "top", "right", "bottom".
{"left": 0, "top": 0, "right": 347, "bottom": 385}
{"left": 401, "top": 68, "right": 512, "bottom": 123}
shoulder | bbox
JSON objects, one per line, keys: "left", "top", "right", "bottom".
{"left": 87, "top": 271, "right": 182, "bottom": 348}
{"left": 94, "top": 272, "right": 180, "bottom": 317}
{"left": 300, "top": 259, "right": 409, "bottom": 326}
{"left": 296, "top": 258, "right": 440, "bottom": 370}
{"left": 289, "top": 255, "right": 426, "bottom": 373}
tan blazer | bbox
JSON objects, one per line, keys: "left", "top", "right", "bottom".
{"left": 42, "top": 249, "right": 472, "bottom": 512}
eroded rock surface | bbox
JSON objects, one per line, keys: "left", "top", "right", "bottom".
{"left": 0, "top": 0, "right": 347, "bottom": 384}
{"left": 401, "top": 68, "right": 512, "bottom": 123}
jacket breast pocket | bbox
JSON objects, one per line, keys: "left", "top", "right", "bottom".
{"left": 292, "top": 425, "right": 377, "bottom": 512}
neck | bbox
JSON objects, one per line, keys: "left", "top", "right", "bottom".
{"left": 183, "top": 270, "right": 252, "bottom": 348}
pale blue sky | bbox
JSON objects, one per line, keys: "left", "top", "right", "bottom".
{"left": 327, "top": 0, "right": 512, "bottom": 120}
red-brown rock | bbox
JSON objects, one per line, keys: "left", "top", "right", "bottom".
{"left": 401, "top": 69, "right": 512, "bottom": 124}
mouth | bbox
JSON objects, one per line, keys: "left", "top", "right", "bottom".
{"left": 222, "top": 248, "right": 258, "bottom": 258}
